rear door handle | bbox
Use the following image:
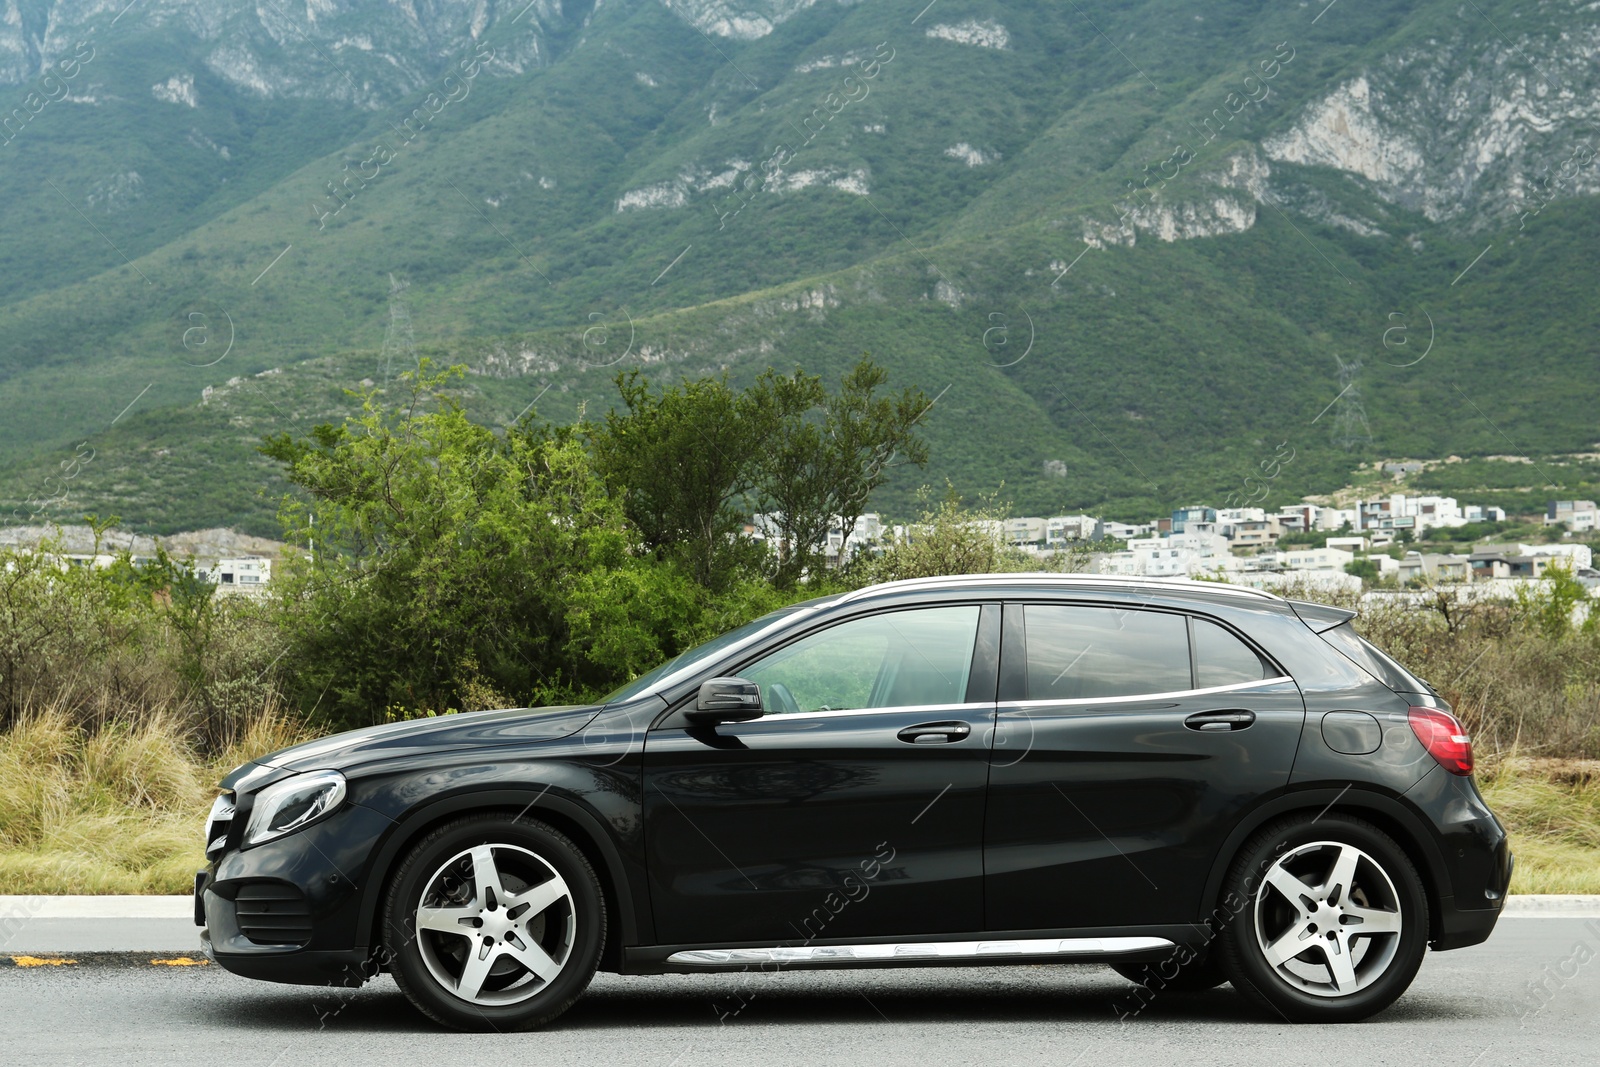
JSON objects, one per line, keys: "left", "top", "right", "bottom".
{"left": 896, "top": 721, "right": 972, "bottom": 745}
{"left": 1184, "top": 709, "right": 1256, "bottom": 732}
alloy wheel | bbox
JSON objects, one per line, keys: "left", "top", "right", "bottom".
{"left": 1252, "top": 840, "right": 1404, "bottom": 998}
{"left": 414, "top": 843, "right": 577, "bottom": 1006}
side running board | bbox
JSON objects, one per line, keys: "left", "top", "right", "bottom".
{"left": 666, "top": 936, "right": 1175, "bottom": 966}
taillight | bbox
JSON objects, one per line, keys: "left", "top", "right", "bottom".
{"left": 1408, "top": 706, "right": 1473, "bottom": 775}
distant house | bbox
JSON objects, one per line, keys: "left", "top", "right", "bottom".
{"left": 1171, "top": 505, "right": 1216, "bottom": 534}
{"left": 1468, "top": 550, "right": 1547, "bottom": 581}
{"left": 1046, "top": 515, "right": 1103, "bottom": 544}
{"left": 1545, "top": 500, "right": 1598, "bottom": 533}
{"left": 1231, "top": 517, "right": 1283, "bottom": 549}
{"left": 1276, "top": 547, "right": 1354, "bottom": 573}
{"left": 208, "top": 556, "right": 271, "bottom": 589}
{"left": 1326, "top": 536, "right": 1369, "bottom": 553}
{"left": 1003, "top": 517, "right": 1048, "bottom": 547}
{"left": 1396, "top": 552, "right": 1472, "bottom": 584}
{"left": 1100, "top": 520, "right": 1149, "bottom": 541}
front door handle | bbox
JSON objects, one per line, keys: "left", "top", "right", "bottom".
{"left": 896, "top": 721, "right": 972, "bottom": 745}
{"left": 1184, "top": 709, "right": 1256, "bottom": 732}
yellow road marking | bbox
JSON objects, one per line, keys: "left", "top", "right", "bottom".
{"left": 10, "top": 956, "right": 77, "bottom": 967}
{"left": 149, "top": 957, "right": 208, "bottom": 966}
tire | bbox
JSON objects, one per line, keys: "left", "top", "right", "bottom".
{"left": 383, "top": 813, "right": 606, "bottom": 1031}
{"left": 1112, "top": 953, "right": 1229, "bottom": 993}
{"left": 1217, "top": 812, "right": 1428, "bottom": 1023}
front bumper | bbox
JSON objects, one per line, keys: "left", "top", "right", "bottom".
{"left": 198, "top": 800, "right": 395, "bottom": 986}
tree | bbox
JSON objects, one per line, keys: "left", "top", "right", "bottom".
{"left": 262, "top": 363, "right": 705, "bottom": 726}
{"left": 755, "top": 358, "right": 931, "bottom": 586}
{"left": 588, "top": 370, "right": 784, "bottom": 588}
{"left": 1514, "top": 562, "right": 1589, "bottom": 639}
{"left": 1344, "top": 559, "right": 1380, "bottom": 583}
{"left": 589, "top": 357, "right": 930, "bottom": 589}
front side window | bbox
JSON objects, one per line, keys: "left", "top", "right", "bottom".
{"left": 1023, "top": 605, "right": 1190, "bottom": 700}
{"left": 740, "top": 606, "right": 981, "bottom": 714}
{"left": 601, "top": 603, "right": 817, "bottom": 704}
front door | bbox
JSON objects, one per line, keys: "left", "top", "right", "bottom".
{"left": 984, "top": 601, "right": 1306, "bottom": 931}
{"left": 644, "top": 603, "right": 999, "bottom": 946}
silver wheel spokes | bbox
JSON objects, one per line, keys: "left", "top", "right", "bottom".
{"left": 415, "top": 843, "right": 576, "bottom": 1006}
{"left": 1254, "top": 841, "right": 1402, "bottom": 998}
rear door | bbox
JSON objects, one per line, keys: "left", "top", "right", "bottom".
{"left": 984, "top": 601, "right": 1305, "bottom": 931}
{"left": 644, "top": 603, "right": 1000, "bottom": 946}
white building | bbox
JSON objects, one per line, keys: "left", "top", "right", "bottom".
{"left": 825, "top": 514, "right": 886, "bottom": 563}
{"left": 1276, "top": 546, "right": 1355, "bottom": 573}
{"left": 1317, "top": 508, "right": 1359, "bottom": 532}
{"left": 1003, "top": 517, "right": 1048, "bottom": 547}
{"left": 1046, "top": 515, "right": 1103, "bottom": 545}
{"left": 1098, "top": 531, "right": 1231, "bottom": 577}
{"left": 1100, "top": 520, "right": 1150, "bottom": 541}
{"left": 1100, "top": 540, "right": 1191, "bottom": 577}
{"left": 211, "top": 556, "right": 271, "bottom": 588}
{"left": 1517, "top": 543, "right": 1594, "bottom": 570}
{"left": 1232, "top": 570, "right": 1364, "bottom": 594}
{"left": 1545, "top": 501, "right": 1598, "bottom": 533}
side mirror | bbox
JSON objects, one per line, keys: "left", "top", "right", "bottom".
{"left": 685, "top": 677, "right": 763, "bottom": 724}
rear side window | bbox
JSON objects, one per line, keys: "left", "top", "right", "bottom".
{"left": 1317, "top": 622, "right": 1426, "bottom": 693}
{"left": 1193, "top": 619, "right": 1270, "bottom": 688}
{"left": 1024, "top": 605, "right": 1190, "bottom": 699}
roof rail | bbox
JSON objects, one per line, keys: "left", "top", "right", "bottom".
{"left": 837, "top": 572, "right": 1282, "bottom": 605}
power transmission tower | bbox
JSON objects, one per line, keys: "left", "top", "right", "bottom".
{"left": 378, "top": 273, "right": 415, "bottom": 384}
{"left": 1330, "top": 354, "right": 1372, "bottom": 450}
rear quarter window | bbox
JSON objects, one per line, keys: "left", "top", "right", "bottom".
{"left": 1193, "top": 618, "right": 1273, "bottom": 688}
{"left": 1317, "top": 622, "right": 1427, "bottom": 693}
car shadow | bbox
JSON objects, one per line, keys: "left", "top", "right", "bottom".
{"left": 192, "top": 967, "right": 1498, "bottom": 1033}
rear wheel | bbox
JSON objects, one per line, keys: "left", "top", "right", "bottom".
{"left": 1218, "top": 813, "right": 1427, "bottom": 1022}
{"left": 383, "top": 814, "right": 605, "bottom": 1031}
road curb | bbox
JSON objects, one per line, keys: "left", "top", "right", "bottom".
{"left": 0, "top": 896, "right": 192, "bottom": 919}
{"left": 1499, "top": 895, "right": 1600, "bottom": 917}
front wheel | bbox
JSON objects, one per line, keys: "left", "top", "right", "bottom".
{"left": 383, "top": 814, "right": 605, "bottom": 1031}
{"left": 1217, "top": 813, "right": 1428, "bottom": 1022}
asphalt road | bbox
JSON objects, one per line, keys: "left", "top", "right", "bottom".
{"left": 1, "top": 918, "right": 1595, "bottom": 1066}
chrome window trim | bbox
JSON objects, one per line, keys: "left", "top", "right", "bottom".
{"left": 732, "top": 701, "right": 995, "bottom": 724}
{"left": 666, "top": 935, "right": 1175, "bottom": 966}
{"left": 1000, "top": 675, "right": 1295, "bottom": 710}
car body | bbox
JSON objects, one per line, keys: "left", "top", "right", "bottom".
{"left": 198, "top": 573, "right": 1511, "bottom": 1026}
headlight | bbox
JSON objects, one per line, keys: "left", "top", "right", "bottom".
{"left": 243, "top": 770, "right": 347, "bottom": 847}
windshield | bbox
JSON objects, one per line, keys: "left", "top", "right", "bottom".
{"left": 599, "top": 603, "right": 816, "bottom": 705}
{"left": 1318, "top": 622, "right": 1429, "bottom": 694}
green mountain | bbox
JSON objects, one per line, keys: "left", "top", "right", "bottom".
{"left": 2, "top": 0, "right": 1598, "bottom": 535}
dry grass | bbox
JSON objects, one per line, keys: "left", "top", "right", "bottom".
{"left": 1, "top": 709, "right": 1596, "bottom": 895}
{"left": 1479, "top": 758, "right": 1600, "bottom": 895}
{"left": 0, "top": 705, "right": 314, "bottom": 895}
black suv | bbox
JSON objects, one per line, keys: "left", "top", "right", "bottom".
{"left": 198, "top": 574, "right": 1510, "bottom": 1028}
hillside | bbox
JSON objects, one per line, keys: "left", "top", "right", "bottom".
{"left": 2, "top": 0, "right": 1598, "bottom": 534}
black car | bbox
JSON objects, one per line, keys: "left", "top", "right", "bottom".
{"left": 198, "top": 574, "right": 1510, "bottom": 1028}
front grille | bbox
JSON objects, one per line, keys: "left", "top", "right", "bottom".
{"left": 235, "top": 882, "right": 314, "bottom": 947}
{"left": 205, "top": 793, "right": 235, "bottom": 861}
